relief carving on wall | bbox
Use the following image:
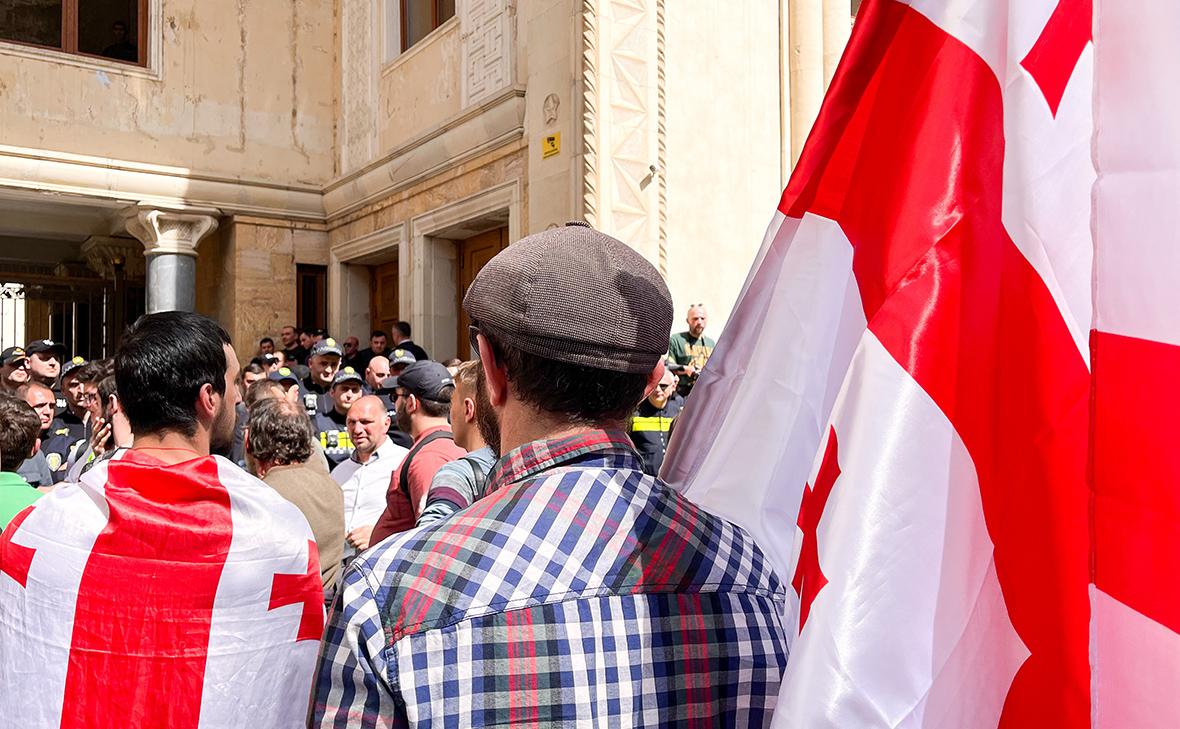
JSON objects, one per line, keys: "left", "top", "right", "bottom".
{"left": 342, "top": 0, "right": 377, "bottom": 174}
{"left": 581, "top": 0, "right": 665, "bottom": 269}
{"left": 461, "top": 0, "right": 515, "bottom": 108}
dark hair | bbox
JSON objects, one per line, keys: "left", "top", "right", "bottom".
{"left": 0, "top": 395, "right": 39, "bottom": 472}
{"left": 244, "top": 379, "right": 285, "bottom": 410}
{"left": 472, "top": 363, "right": 501, "bottom": 454}
{"left": 247, "top": 398, "right": 312, "bottom": 465}
{"left": 242, "top": 362, "right": 267, "bottom": 378}
{"left": 290, "top": 326, "right": 304, "bottom": 336}
{"left": 116, "top": 312, "right": 231, "bottom": 438}
{"left": 259, "top": 337, "right": 274, "bottom": 346}
{"left": 96, "top": 375, "right": 120, "bottom": 450}
{"left": 70, "top": 360, "right": 110, "bottom": 385}
{"left": 395, "top": 321, "right": 412, "bottom": 338}
{"left": 370, "top": 330, "right": 387, "bottom": 339}
{"left": 482, "top": 325, "right": 649, "bottom": 425}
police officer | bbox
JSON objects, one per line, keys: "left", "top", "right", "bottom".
{"left": 388, "top": 348, "right": 416, "bottom": 377}
{"left": 312, "top": 366, "right": 364, "bottom": 468}
{"left": 0, "top": 346, "right": 30, "bottom": 395}
{"left": 57, "top": 356, "right": 90, "bottom": 443}
{"left": 25, "top": 339, "right": 66, "bottom": 415}
{"left": 304, "top": 338, "right": 343, "bottom": 396}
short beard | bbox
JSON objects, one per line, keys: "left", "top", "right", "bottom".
{"left": 395, "top": 400, "right": 412, "bottom": 435}
{"left": 474, "top": 366, "right": 502, "bottom": 457}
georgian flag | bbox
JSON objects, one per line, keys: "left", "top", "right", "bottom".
{"left": 663, "top": 0, "right": 1177, "bottom": 725}
{"left": 0, "top": 450, "right": 324, "bottom": 728}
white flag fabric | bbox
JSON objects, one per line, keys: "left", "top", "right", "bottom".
{"left": 664, "top": 0, "right": 1180, "bottom": 725}
{"left": 0, "top": 450, "right": 323, "bottom": 728}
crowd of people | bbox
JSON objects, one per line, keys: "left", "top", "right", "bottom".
{"left": 0, "top": 223, "right": 778, "bottom": 727}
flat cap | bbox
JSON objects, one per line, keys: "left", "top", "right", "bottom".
{"left": 463, "top": 222, "right": 673, "bottom": 373}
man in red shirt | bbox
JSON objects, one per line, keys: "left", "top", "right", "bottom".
{"left": 369, "top": 361, "right": 466, "bottom": 544}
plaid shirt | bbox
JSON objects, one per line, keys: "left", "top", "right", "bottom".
{"left": 311, "top": 430, "right": 788, "bottom": 728}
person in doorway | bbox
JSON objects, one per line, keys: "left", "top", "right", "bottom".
{"left": 417, "top": 360, "right": 499, "bottom": 526}
{"left": 313, "top": 222, "right": 787, "bottom": 726}
{"left": 368, "top": 361, "right": 465, "bottom": 543}
{"left": 0, "top": 394, "right": 43, "bottom": 527}
{"left": 390, "top": 321, "right": 429, "bottom": 363}
{"left": 341, "top": 337, "right": 361, "bottom": 371}
{"left": 280, "top": 325, "right": 308, "bottom": 365}
{"left": 257, "top": 337, "right": 276, "bottom": 356}
{"left": 667, "top": 304, "right": 716, "bottom": 397}
{"left": 330, "top": 396, "right": 408, "bottom": 562}
{"left": 628, "top": 367, "right": 683, "bottom": 476}
{"left": 352, "top": 330, "right": 389, "bottom": 374}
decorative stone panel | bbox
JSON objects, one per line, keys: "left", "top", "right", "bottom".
{"left": 461, "top": 0, "right": 515, "bottom": 107}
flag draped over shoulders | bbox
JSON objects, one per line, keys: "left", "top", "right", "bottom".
{"left": 664, "top": 0, "right": 1178, "bottom": 726}
{"left": 0, "top": 450, "right": 323, "bottom": 729}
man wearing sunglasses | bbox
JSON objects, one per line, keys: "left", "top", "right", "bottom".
{"left": 628, "top": 366, "right": 683, "bottom": 476}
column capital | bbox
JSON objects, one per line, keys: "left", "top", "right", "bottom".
{"left": 122, "top": 204, "right": 221, "bottom": 258}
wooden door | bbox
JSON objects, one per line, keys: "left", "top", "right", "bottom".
{"left": 457, "top": 227, "right": 509, "bottom": 356}
{"left": 370, "top": 260, "right": 400, "bottom": 336}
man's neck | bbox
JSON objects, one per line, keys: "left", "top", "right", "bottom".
{"left": 131, "top": 430, "right": 210, "bottom": 465}
{"left": 411, "top": 416, "right": 450, "bottom": 440}
{"left": 456, "top": 430, "right": 486, "bottom": 453}
{"left": 354, "top": 437, "right": 384, "bottom": 463}
{"left": 497, "top": 401, "right": 623, "bottom": 455}
{"left": 34, "top": 375, "right": 55, "bottom": 387}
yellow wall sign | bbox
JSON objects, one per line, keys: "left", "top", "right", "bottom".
{"left": 542, "top": 133, "right": 561, "bottom": 158}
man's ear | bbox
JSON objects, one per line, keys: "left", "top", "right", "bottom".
{"left": 196, "top": 382, "right": 218, "bottom": 423}
{"left": 31, "top": 436, "right": 41, "bottom": 458}
{"left": 642, "top": 360, "right": 667, "bottom": 399}
{"left": 464, "top": 397, "right": 477, "bottom": 424}
{"left": 477, "top": 335, "right": 509, "bottom": 408}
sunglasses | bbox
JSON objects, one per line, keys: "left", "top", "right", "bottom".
{"left": 656, "top": 383, "right": 676, "bottom": 391}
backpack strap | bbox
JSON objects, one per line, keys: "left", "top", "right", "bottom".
{"left": 460, "top": 454, "right": 490, "bottom": 500}
{"left": 398, "top": 430, "right": 454, "bottom": 498}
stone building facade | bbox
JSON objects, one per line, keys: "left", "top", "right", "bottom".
{"left": 0, "top": 0, "right": 855, "bottom": 361}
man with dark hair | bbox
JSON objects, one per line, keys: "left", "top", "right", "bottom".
{"left": 351, "top": 330, "right": 389, "bottom": 374}
{"left": 312, "top": 366, "right": 363, "bottom": 468}
{"left": 417, "top": 360, "right": 499, "bottom": 526}
{"left": 57, "top": 356, "right": 91, "bottom": 444}
{"left": 0, "top": 394, "right": 42, "bottom": 527}
{"left": 368, "top": 361, "right": 465, "bottom": 543}
{"left": 229, "top": 363, "right": 270, "bottom": 466}
{"left": 280, "top": 325, "right": 308, "bottom": 365}
{"left": 101, "top": 20, "right": 138, "bottom": 62}
{"left": 1, "top": 311, "right": 324, "bottom": 728}
{"left": 258, "top": 337, "right": 275, "bottom": 356}
{"left": 390, "top": 320, "right": 429, "bottom": 363}
{"left": 246, "top": 397, "right": 344, "bottom": 595}
{"left": 341, "top": 336, "right": 361, "bottom": 371}
{"left": 314, "top": 223, "right": 787, "bottom": 726}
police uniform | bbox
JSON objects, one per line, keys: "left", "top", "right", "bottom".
{"left": 26, "top": 340, "right": 68, "bottom": 415}
{"left": 56, "top": 357, "right": 89, "bottom": 441}
{"left": 311, "top": 366, "right": 362, "bottom": 468}
{"left": 42, "top": 423, "right": 81, "bottom": 482}
{"left": 628, "top": 393, "right": 685, "bottom": 477}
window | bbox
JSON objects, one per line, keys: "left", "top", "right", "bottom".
{"left": 401, "top": 0, "right": 453, "bottom": 52}
{"left": 0, "top": 0, "right": 147, "bottom": 66}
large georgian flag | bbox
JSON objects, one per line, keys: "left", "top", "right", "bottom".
{"left": 0, "top": 450, "right": 324, "bottom": 728}
{"left": 663, "top": 0, "right": 1178, "bottom": 726}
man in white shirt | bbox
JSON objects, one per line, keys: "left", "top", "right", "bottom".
{"left": 330, "top": 395, "right": 408, "bottom": 562}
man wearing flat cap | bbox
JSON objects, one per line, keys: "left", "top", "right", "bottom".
{"left": 313, "top": 223, "right": 788, "bottom": 727}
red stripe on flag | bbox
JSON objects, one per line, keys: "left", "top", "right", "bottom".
{"left": 1020, "top": 0, "right": 1093, "bottom": 117}
{"left": 0, "top": 505, "right": 37, "bottom": 588}
{"left": 1092, "top": 331, "right": 1180, "bottom": 633}
{"left": 61, "top": 455, "right": 234, "bottom": 729}
{"left": 782, "top": 2, "right": 1091, "bottom": 726}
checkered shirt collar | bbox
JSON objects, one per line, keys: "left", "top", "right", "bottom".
{"left": 485, "top": 428, "right": 640, "bottom": 496}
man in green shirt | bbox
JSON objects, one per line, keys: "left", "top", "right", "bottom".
{"left": 667, "top": 303, "right": 716, "bottom": 397}
{"left": 0, "top": 394, "right": 43, "bottom": 528}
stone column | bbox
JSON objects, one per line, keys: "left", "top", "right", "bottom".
{"left": 123, "top": 206, "right": 220, "bottom": 314}
{"left": 822, "top": 0, "right": 852, "bottom": 87}
{"left": 788, "top": 0, "right": 825, "bottom": 166}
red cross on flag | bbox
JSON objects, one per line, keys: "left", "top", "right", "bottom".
{"left": 0, "top": 450, "right": 324, "bottom": 728}
{"left": 664, "top": 0, "right": 1178, "bottom": 726}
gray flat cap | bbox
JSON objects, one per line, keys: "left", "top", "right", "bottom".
{"left": 463, "top": 221, "right": 673, "bottom": 373}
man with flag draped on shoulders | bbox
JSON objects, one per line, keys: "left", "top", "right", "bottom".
{"left": 0, "top": 311, "right": 324, "bottom": 729}
{"left": 664, "top": 0, "right": 1180, "bottom": 727}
